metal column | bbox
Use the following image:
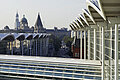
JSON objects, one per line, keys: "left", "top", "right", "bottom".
{"left": 88, "top": 30, "right": 90, "bottom": 60}
{"left": 80, "top": 31, "right": 83, "bottom": 59}
{"left": 84, "top": 30, "right": 86, "bottom": 59}
{"left": 115, "top": 24, "right": 118, "bottom": 80}
{"left": 94, "top": 28, "right": 96, "bottom": 60}
{"left": 102, "top": 27, "right": 105, "bottom": 80}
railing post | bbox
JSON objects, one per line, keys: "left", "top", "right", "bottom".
{"left": 94, "top": 28, "right": 96, "bottom": 60}
{"left": 88, "top": 30, "right": 90, "bottom": 60}
{"left": 80, "top": 31, "right": 83, "bottom": 59}
{"left": 102, "top": 27, "right": 105, "bottom": 80}
{"left": 84, "top": 30, "right": 86, "bottom": 59}
{"left": 115, "top": 24, "right": 118, "bottom": 80}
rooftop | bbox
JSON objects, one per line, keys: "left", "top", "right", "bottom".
{"left": 0, "top": 54, "right": 101, "bottom": 65}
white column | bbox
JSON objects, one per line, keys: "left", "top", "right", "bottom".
{"left": 77, "top": 31, "right": 79, "bottom": 39}
{"left": 36, "top": 40, "right": 37, "bottom": 56}
{"left": 99, "top": 27, "right": 102, "bottom": 60}
{"left": 84, "top": 30, "right": 86, "bottom": 59}
{"left": 115, "top": 24, "right": 118, "bottom": 80}
{"left": 109, "top": 26, "right": 112, "bottom": 80}
{"left": 102, "top": 27, "right": 105, "bottom": 80}
{"left": 80, "top": 31, "right": 83, "bottom": 59}
{"left": 94, "top": 28, "right": 96, "bottom": 60}
{"left": 88, "top": 30, "right": 90, "bottom": 60}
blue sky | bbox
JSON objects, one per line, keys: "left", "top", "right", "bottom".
{"left": 0, "top": 0, "right": 86, "bottom": 29}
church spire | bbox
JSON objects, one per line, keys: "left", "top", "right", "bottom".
{"left": 15, "top": 12, "right": 20, "bottom": 30}
{"left": 16, "top": 12, "right": 19, "bottom": 17}
{"left": 34, "top": 13, "right": 44, "bottom": 33}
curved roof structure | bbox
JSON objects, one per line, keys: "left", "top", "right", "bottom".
{"left": 69, "top": 25, "right": 75, "bottom": 30}
{"left": 0, "top": 33, "right": 15, "bottom": 41}
{"left": 86, "top": 0, "right": 106, "bottom": 21}
{"left": 43, "top": 33, "right": 48, "bottom": 38}
{"left": 73, "top": 21, "right": 80, "bottom": 29}
{"left": 71, "top": 23, "right": 77, "bottom": 30}
{"left": 0, "top": 33, "right": 49, "bottom": 42}
{"left": 25, "top": 34, "right": 33, "bottom": 40}
{"left": 39, "top": 33, "right": 43, "bottom": 38}
{"left": 75, "top": 18, "right": 84, "bottom": 28}
{"left": 78, "top": 14, "right": 89, "bottom": 27}
{"left": 14, "top": 33, "right": 25, "bottom": 41}
{"left": 33, "top": 33, "right": 39, "bottom": 39}
{"left": 83, "top": 9, "right": 96, "bottom": 25}
{"left": 70, "top": 0, "right": 120, "bottom": 30}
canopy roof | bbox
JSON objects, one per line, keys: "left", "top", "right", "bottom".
{"left": 14, "top": 33, "right": 25, "bottom": 41}
{"left": 79, "top": 14, "right": 89, "bottom": 27}
{"left": 0, "top": 33, "right": 15, "bottom": 41}
{"left": 0, "top": 33, "right": 49, "bottom": 42}
{"left": 73, "top": 21, "right": 80, "bottom": 29}
{"left": 70, "top": 0, "right": 120, "bottom": 30}
{"left": 83, "top": 9, "right": 95, "bottom": 25}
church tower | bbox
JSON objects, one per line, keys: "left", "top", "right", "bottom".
{"left": 15, "top": 12, "right": 20, "bottom": 30}
{"left": 34, "top": 13, "right": 44, "bottom": 33}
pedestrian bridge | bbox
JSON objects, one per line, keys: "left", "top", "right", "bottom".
{"left": 70, "top": 0, "right": 120, "bottom": 80}
{"left": 0, "top": 55, "right": 102, "bottom": 80}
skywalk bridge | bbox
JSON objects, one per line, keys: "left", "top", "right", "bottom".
{"left": 70, "top": 0, "right": 120, "bottom": 80}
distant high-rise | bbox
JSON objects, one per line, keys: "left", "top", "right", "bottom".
{"left": 15, "top": 12, "right": 20, "bottom": 30}
{"left": 34, "top": 13, "right": 44, "bottom": 33}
